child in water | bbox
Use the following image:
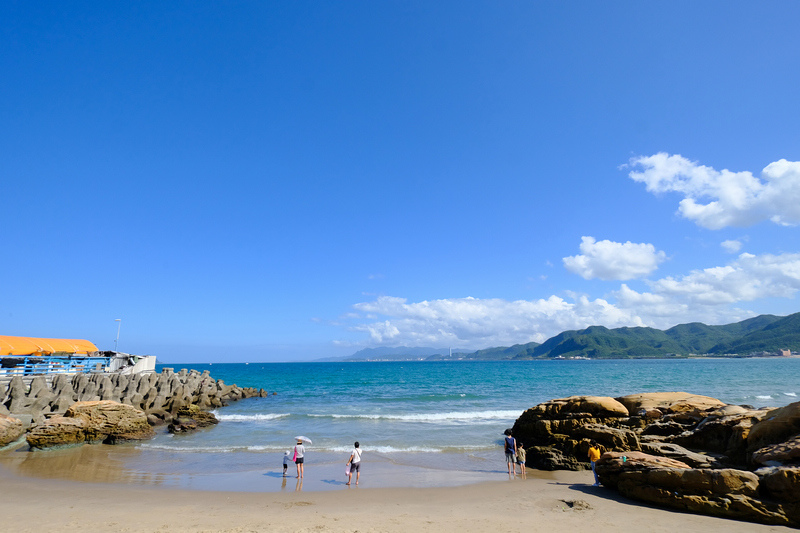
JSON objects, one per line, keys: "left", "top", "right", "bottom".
{"left": 516, "top": 442, "right": 527, "bottom": 475}
{"left": 283, "top": 450, "right": 291, "bottom": 476}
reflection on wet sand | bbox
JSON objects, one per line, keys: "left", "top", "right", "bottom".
{"left": 0, "top": 443, "right": 169, "bottom": 486}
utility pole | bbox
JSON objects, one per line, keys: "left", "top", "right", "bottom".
{"left": 114, "top": 319, "right": 122, "bottom": 352}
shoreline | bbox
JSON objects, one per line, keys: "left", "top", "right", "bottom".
{"left": 0, "top": 462, "right": 793, "bottom": 533}
{"left": 0, "top": 439, "right": 510, "bottom": 492}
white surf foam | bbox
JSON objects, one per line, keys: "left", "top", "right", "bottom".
{"left": 309, "top": 410, "right": 520, "bottom": 422}
{"left": 214, "top": 413, "right": 290, "bottom": 421}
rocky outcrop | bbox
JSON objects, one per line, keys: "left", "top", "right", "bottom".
{"left": 512, "top": 393, "right": 800, "bottom": 527}
{"left": 512, "top": 395, "right": 638, "bottom": 470}
{"left": 752, "top": 435, "right": 800, "bottom": 465}
{"left": 617, "top": 392, "right": 727, "bottom": 414}
{"left": 747, "top": 403, "right": 800, "bottom": 456}
{"left": 26, "top": 400, "right": 154, "bottom": 448}
{"left": 1, "top": 368, "right": 271, "bottom": 426}
{"left": 168, "top": 404, "right": 219, "bottom": 434}
{"left": 596, "top": 454, "right": 798, "bottom": 526}
{"left": 758, "top": 466, "right": 800, "bottom": 504}
{"left": 0, "top": 413, "right": 24, "bottom": 446}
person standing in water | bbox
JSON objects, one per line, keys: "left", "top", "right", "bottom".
{"left": 282, "top": 450, "right": 292, "bottom": 476}
{"left": 516, "top": 442, "right": 527, "bottom": 476}
{"left": 294, "top": 439, "right": 306, "bottom": 478}
{"left": 504, "top": 430, "right": 518, "bottom": 476}
{"left": 346, "top": 441, "right": 362, "bottom": 485}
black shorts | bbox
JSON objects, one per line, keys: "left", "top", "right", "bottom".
{"left": 350, "top": 462, "right": 360, "bottom": 472}
{"left": 295, "top": 457, "right": 304, "bottom": 464}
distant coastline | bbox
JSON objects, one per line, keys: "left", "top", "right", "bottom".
{"left": 324, "top": 312, "right": 800, "bottom": 362}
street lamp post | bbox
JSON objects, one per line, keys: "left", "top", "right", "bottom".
{"left": 114, "top": 319, "right": 122, "bottom": 353}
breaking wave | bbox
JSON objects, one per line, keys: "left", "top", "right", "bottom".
{"left": 213, "top": 412, "right": 290, "bottom": 421}
{"left": 308, "top": 410, "right": 520, "bottom": 422}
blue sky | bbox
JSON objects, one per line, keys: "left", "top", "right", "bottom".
{"left": 2, "top": 2, "right": 799, "bottom": 362}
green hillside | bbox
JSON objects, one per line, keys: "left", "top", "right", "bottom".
{"left": 333, "top": 312, "right": 799, "bottom": 361}
{"left": 473, "top": 313, "right": 797, "bottom": 359}
{"left": 530, "top": 325, "right": 685, "bottom": 359}
{"left": 424, "top": 342, "right": 540, "bottom": 360}
{"left": 664, "top": 315, "right": 782, "bottom": 353}
{"left": 710, "top": 313, "right": 800, "bottom": 354}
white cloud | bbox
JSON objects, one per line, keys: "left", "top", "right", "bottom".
{"left": 721, "top": 240, "right": 742, "bottom": 253}
{"left": 626, "top": 153, "right": 800, "bottom": 229}
{"left": 644, "top": 252, "right": 800, "bottom": 305}
{"left": 563, "top": 236, "right": 666, "bottom": 280}
{"left": 347, "top": 294, "right": 643, "bottom": 348}
{"left": 340, "top": 252, "right": 800, "bottom": 349}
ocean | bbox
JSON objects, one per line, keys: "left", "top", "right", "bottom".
{"left": 4, "top": 359, "right": 799, "bottom": 492}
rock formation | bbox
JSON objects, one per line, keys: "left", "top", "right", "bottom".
{"left": 512, "top": 392, "right": 800, "bottom": 527}
{"left": 1, "top": 368, "right": 269, "bottom": 426}
{"left": 26, "top": 400, "right": 155, "bottom": 448}
{"left": 1, "top": 367, "right": 270, "bottom": 449}
{"left": 168, "top": 404, "right": 220, "bottom": 434}
{"left": 0, "top": 413, "right": 24, "bottom": 447}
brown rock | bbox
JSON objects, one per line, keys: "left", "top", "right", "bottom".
{"left": 752, "top": 434, "right": 800, "bottom": 466}
{"left": 65, "top": 400, "right": 154, "bottom": 444}
{"left": 526, "top": 395, "right": 629, "bottom": 419}
{"left": 0, "top": 413, "right": 25, "bottom": 446}
{"left": 168, "top": 404, "right": 218, "bottom": 434}
{"left": 616, "top": 392, "right": 726, "bottom": 414}
{"left": 26, "top": 416, "right": 87, "bottom": 448}
{"left": 577, "top": 423, "right": 640, "bottom": 451}
{"left": 599, "top": 451, "right": 691, "bottom": 472}
{"left": 711, "top": 468, "right": 760, "bottom": 496}
{"left": 641, "top": 442, "right": 722, "bottom": 469}
{"left": 747, "top": 402, "right": 800, "bottom": 454}
{"left": 759, "top": 466, "right": 800, "bottom": 503}
{"left": 673, "top": 407, "right": 767, "bottom": 463}
{"left": 611, "top": 465, "right": 792, "bottom": 526}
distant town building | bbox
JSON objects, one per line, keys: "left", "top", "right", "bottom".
{"left": 780, "top": 349, "right": 792, "bottom": 357}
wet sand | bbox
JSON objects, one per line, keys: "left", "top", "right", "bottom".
{"left": 0, "top": 443, "right": 795, "bottom": 533}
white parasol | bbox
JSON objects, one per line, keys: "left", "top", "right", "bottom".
{"left": 295, "top": 435, "right": 313, "bottom": 444}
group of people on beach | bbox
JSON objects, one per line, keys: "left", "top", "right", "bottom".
{"left": 502, "top": 429, "right": 526, "bottom": 476}
{"left": 282, "top": 439, "right": 363, "bottom": 485}
{"left": 505, "top": 429, "right": 602, "bottom": 485}
{"left": 280, "top": 432, "right": 600, "bottom": 487}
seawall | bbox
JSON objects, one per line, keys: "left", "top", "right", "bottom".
{"left": 0, "top": 367, "right": 269, "bottom": 427}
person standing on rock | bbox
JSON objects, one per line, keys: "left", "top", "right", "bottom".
{"left": 587, "top": 440, "right": 601, "bottom": 486}
{"left": 503, "top": 429, "right": 518, "bottom": 476}
{"left": 294, "top": 439, "right": 306, "bottom": 478}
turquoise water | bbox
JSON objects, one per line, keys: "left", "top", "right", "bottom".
{"left": 5, "top": 358, "right": 796, "bottom": 492}
{"left": 141, "top": 359, "right": 800, "bottom": 459}
{"left": 18, "top": 358, "right": 776, "bottom": 491}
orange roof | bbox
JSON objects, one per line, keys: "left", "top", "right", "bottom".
{"left": 0, "top": 335, "right": 99, "bottom": 356}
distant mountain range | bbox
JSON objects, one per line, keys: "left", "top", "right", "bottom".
{"left": 323, "top": 312, "right": 800, "bottom": 361}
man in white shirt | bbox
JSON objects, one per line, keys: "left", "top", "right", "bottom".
{"left": 346, "top": 441, "right": 362, "bottom": 485}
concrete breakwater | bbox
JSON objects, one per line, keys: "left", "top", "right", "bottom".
{"left": 0, "top": 367, "right": 269, "bottom": 430}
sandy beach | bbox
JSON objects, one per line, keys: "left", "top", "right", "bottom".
{"left": 0, "top": 459, "right": 794, "bottom": 533}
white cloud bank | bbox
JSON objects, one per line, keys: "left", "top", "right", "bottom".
{"left": 341, "top": 252, "right": 800, "bottom": 348}
{"left": 347, "top": 294, "right": 643, "bottom": 347}
{"left": 627, "top": 153, "right": 800, "bottom": 229}
{"left": 563, "top": 236, "right": 666, "bottom": 280}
